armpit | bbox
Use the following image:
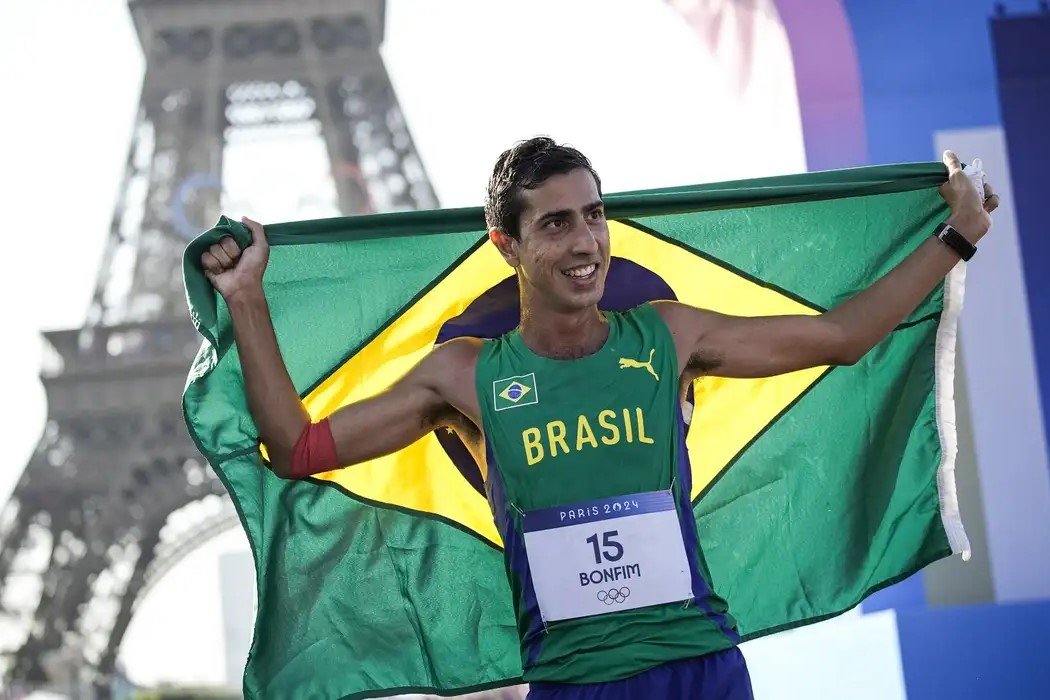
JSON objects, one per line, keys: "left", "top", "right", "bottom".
{"left": 687, "top": 347, "right": 724, "bottom": 375}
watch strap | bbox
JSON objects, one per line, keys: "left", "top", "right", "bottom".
{"left": 933, "top": 221, "right": 977, "bottom": 261}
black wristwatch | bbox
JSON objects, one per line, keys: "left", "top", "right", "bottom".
{"left": 933, "top": 221, "right": 977, "bottom": 261}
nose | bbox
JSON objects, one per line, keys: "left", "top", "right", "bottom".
{"left": 570, "top": 219, "right": 600, "bottom": 256}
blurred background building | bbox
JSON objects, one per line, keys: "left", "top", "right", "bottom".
{"left": 0, "top": 0, "right": 1047, "bottom": 698}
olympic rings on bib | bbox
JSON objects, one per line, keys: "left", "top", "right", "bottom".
{"left": 596, "top": 587, "right": 631, "bottom": 605}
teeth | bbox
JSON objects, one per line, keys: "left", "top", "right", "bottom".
{"left": 564, "top": 263, "right": 596, "bottom": 278}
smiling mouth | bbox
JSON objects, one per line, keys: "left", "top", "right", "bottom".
{"left": 562, "top": 262, "right": 598, "bottom": 280}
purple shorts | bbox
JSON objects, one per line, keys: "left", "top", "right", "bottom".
{"left": 526, "top": 647, "right": 754, "bottom": 700}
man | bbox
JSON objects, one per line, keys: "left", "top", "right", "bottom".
{"left": 200, "top": 138, "right": 998, "bottom": 699}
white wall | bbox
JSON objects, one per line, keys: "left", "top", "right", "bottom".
{"left": 742, "top": 609, "right": 907, "bottom": 699}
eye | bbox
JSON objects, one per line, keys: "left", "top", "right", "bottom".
{"left": 544, "top": 218, "right": 565, "bottom": 231}
{"left": 587, "top": 209, "right": 605, "bottom": 221}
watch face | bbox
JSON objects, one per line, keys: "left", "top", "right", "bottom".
{"left": 172, "top": 172, "right": 223, "bottom": 240}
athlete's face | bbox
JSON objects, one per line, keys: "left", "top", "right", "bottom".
{"left": 492, "top": 168, "right": 610, "bottom": 313}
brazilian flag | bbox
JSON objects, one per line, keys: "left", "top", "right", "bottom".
{"left": 183, "top": 164, "right": 969, "bottom": 699}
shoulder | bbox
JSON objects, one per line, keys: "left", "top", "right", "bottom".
{"left": 646, "top": 300, "right": 697, "bottom": 333}
{"left": 602, "top": 301, "right": 694, "bottom": 338}
{"left": 647, "top": 301, "right": 722, "bottom": 375}
{"left": 431, "top": 336, "right": 484, "bottom": 367}
{"left": 649, "top": 300, "right": 714, "bottom": 337}
{"left": 422, "top": 337, "right": 485, "bottom": 424}
{"left": 414, "top": 336, "right": 483, "bottom": 391}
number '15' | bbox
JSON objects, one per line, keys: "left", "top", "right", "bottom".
{"left": 586, "top": 530, "right": 624, "bottom": 564}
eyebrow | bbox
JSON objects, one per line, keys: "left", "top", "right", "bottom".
{"left": 535, "top": 200, "right": 605, "bottom": 223}
{"left": 582, "top": 200, "right": 605, "bottom": 213}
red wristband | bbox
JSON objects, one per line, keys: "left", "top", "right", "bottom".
{"left": 288, "top": 418, "right": 340, "bottom": 479}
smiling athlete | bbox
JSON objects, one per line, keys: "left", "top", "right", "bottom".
{"left": 200, "top": 137, "right": 998, "bottom": 699}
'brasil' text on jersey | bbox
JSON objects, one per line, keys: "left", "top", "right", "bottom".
{"left": 521, "top": 407, "right": 655, "bottom": 466}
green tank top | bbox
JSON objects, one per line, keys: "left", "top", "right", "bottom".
{"left": 475, "top": 303, "right": 739, "bottom": 684}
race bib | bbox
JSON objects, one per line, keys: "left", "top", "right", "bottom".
{"left": 522, "top": 490, "right": 694, "bottom": 623}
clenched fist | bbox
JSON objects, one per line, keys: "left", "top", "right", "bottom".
{"left": 939, "top": 150, "right": 1001, "bottom": 244}
{"left": 201, "top": 216, "right": 270, "bottom": 301}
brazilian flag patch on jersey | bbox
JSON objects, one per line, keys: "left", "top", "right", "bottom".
{"left": 493, "top": 374, "right": 538, "bottom": 411}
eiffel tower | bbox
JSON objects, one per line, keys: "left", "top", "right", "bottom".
{"left": 0, "top": 0, "right": 436, "bottom": 695}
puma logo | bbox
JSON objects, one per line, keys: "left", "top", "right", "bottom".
{"left": 618, "top": 349, "right": 660, "bottom": 382}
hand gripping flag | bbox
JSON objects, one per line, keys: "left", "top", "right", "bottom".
{"left": 183, "top": 163, "right": 970, "bottom": 699}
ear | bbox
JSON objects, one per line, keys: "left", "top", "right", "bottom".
{"left": 488, "top": 228, "right": 520, "bottom": 267}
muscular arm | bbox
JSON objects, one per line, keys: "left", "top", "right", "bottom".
{"left": 657, "top": 236, "right": 966, "bottom": 378}
{"left": 225, "top": 287, "right": 311, "bottom": 471}
{"left": 324, "top": 339, "right": 481, "bottom": 468}
{"left": 657, "top": 151, "right": 999, "bottom": 380}
{"left": 204, "top": 218, "right": 480, "bottom": 478}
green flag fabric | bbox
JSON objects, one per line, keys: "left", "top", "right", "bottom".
{"left": 182, "top": 163, "right": 969, "bottom": 699}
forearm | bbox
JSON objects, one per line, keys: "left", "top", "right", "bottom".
{"left": 825, "top": 222, "right": 968, "bottom": 363}
{"left": 226, "top": 287, "right": 310, "bottom": 467}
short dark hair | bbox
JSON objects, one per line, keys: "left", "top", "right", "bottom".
{"left": 484, "top": 136, "right": 602, "bottom": 239}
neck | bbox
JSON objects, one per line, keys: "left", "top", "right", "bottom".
{"left": 518, "top": 295, "right": 608, "bottom": 360}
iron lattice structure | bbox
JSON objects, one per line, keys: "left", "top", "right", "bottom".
{"left": 0, "top": 0, "right": 436, "bottom": 695}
